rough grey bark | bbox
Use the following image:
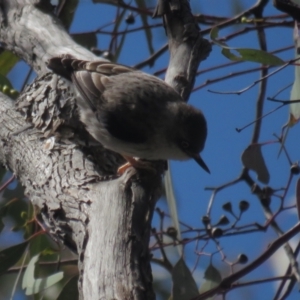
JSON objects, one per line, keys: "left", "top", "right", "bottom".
{"left": 0, "top": 0, "right": 210, "bottom": 299}
{"left": 0, "top": 0, "right": 95, "bottom": 72}
{"left": 153, "top": 0, "right": 211, "bottom": 100}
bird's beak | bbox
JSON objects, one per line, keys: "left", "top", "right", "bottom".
{"left": 191, "top": 153, "right": 210, "bottom": 174}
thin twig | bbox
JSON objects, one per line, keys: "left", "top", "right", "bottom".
{"left": 208, "top": 58, "right": 299, "bottom": 95}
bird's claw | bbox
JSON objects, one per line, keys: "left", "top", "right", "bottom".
{"left": 117, "top": 156, "right": 157, "bottom": 175}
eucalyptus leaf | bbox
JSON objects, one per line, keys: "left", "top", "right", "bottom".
{"left": 289, "top": 21, "right": 300, "bottom": 125}
{"left": 165, "top": 162, "right": 183, "bottom": 256}
{"left": 57, "top": 275, "right": 79, "bottom": 300}
{"left": 0, "top": 73, "right": 13, "bottom": 88}
{"left": 0, "top": 198, "right": 19, "bottom": 233}
{"left": 241, "top": 144, "right": 270, "bottom": 184}
{"left": 24, "top": 272, "right": 64, "bottom": 295}
{"left": 210, "top": 27, "right": 284, "bottom": 66}
{"left": 296, "top": 179, "right": 300, "bottom": 220}
{"left": 172, "top": 258, "right": 199, "bottom": 300}
{"left": 221, "top": 48, "right": 242, "bottom": 62}
{"left": 237, "top": 48, "right": 284, "bottom": 66}
{"left": 22, "top": 254, "right": 64, "bottom": 295}
{"left": 0, "top": 50, "right": 19, "bottom": 75}
{"left": 199, "top": 263, "right": 222, "bottom": 299}
{"left": 278, "top": 22, "right": 300, "bottom": 156}
{"left": 0, "top": 241, "right": 28, "bottom": 275}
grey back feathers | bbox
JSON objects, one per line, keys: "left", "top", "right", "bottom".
{"left": 47, "top": 56, "right": 209, "bottom": 172}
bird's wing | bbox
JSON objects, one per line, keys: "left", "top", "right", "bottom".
{"left": 97, "top": 102, "right": 151, "bottom": 144}
{"left": 48, "top": 56, "right": 136, "bottom": 112}
{"left": 48, "top": 56, "right": 182, "bottom": 145}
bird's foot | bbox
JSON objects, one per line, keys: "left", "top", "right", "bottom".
{"left": 117, "top": 162, "right": 133, "bottom": 175}
{"left": 117, "top": 156, "right": 156, "bottom": 175}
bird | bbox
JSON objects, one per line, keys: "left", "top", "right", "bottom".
{"left": 47, "top": 56, "right": 210, "bottom": 174}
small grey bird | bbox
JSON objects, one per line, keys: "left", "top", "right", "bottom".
{"left": 48, "top": 56, "right": 209, "bottom": 173}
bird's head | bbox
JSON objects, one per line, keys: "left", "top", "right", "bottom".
{"left": 174, "top": 103, "right": 210, "bottom": 173}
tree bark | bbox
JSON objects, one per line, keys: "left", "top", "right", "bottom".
{"left": 0, "top": 0, "right": 210, "bottom": 299}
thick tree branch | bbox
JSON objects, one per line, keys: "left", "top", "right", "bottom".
{"left": 0, "top": 0, "right": 95, "bottom": 72}
{"left": 153, "top": 0, "right": 211, "bottom": 100}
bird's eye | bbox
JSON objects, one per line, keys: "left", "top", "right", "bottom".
{"left": 181, "top": 140, "right": 190, "bottom": 149}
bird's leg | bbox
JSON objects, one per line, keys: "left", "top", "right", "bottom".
{"left": 117, "top": 155, "right": 156, "bottom": 175}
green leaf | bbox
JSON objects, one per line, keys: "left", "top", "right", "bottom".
{"left": 0, "top": 216, "right": 4, "bottom": 233}
{"left": 57, "top": 275, "right": 79, "bottom": 300}
{"left": 210, "top": 27, "right": 227, "bottom": 48}
{"left": 2, "top": 185, "right": 27, "bottom": 226}
{"left": 241, "top": 144, "right": 270, "bottom": 184}
{"left": 278, "top": 22, "right": 300, "bottom": 156}
{"left": 199, "top": 263, "right": 222, "bottom": 299}
{"left": 0, "top": 241, "right": 28, "bottom": 276}
{"left": 237, "top": 48, "right": 284, "bottom": 66}
{"left": 165, "top": 163, "right": 183, "bottom": 256}
{"left": 0, "top": 50, "right": 19, "bottom": 75}
{"left": 22, "top": 254, "right": 64, "bottom": 295}
{"left": 296, "top": 179, "right": 300, "bottom": 220}
{"left": 172, "top": 258, "right": 199, "bottom": 300}
{"left": 0, "top": 197, "right": 19, "bottom": 234}
{"left": 0, "top": 166, "right": 6, "bottom": 181}
{"left": 221, "top": 48, "right": 242, "bottom": 62}
{"left": 0, "top": 204, "right": 8, "bottom": 233}
{"left": 29, "top": 234, "right": 57, "bottom": 258}
{"left": 22, "top": 254, "right": 38, "bottom": 290}
{"left": 210, "top": 27, "right": 219, "bottom": 40}
{"left": 289, "top": 22, "right": 300, "bottom": 125}
{"left": 210, "top": 27, "right": 284, "bottom": 66}
{"left": 135, "top": 0, "right": 154, "bottom": 55}
{"left": 0, "top": 73, "right": 13, "bottom": 88}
